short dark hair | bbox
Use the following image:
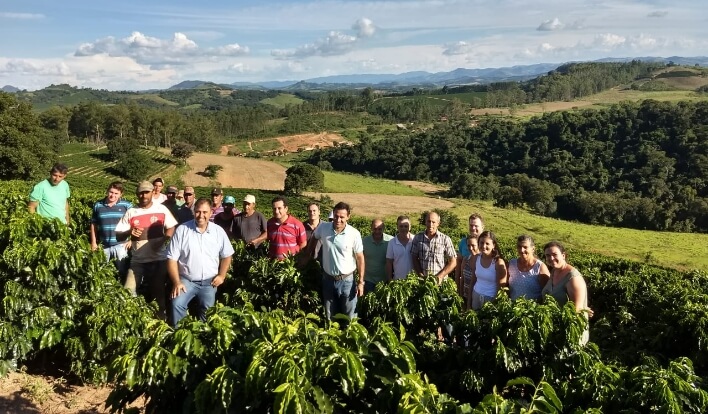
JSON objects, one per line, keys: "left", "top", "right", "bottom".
{"left": 51, "top": 163, "right": 68, "bottom": 175}
{"left": 396, "top": 215, "right": 410, "bottom": 223}
{"left": 307, "top": 202, "right": 320, "bottom": 209}
{"left": 194, "top": 198, "right": 213, "bottom": 210}
{"left": 272, "top": 196, "right": 288, "bottom": 207}
{"left": 543, "top": 240, "right": 567, "bottom": 257}
{"left": 333, "top": 201, "right": 351, "bottom": 215}
{"left": 107, "top": 181, "right": 124, "bottom": 193}
{"left": 152, "top": 177, "right": 164, "bottom": 185}
{"left": 469, "top": 213, "right": 483, "bottom": 222}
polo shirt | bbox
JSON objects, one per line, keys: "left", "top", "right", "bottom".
{"left": 386, "top": 234, "right": 413, "bottom": 280}
{"left": 314, "top": 222, "right": 363, "bottom": 276}
{"left": 91, "top": 198, "right": 133, "bottom": 247}
{"left": 29, "top": 179, "right": 70, "bottom": 223}
{"left": 363, "top": 234, "right": 393, "bottom": 283}
{"left": 166, "top": 221, "right": 234, "bottom": 282}
{"left": 267, "top": 215, "right": 307, "bottom": 259}
{"left": 410, "top": 231, "right": 457, "bottom": 276}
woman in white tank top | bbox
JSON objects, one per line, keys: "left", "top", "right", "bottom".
{"left": 467, "top": 231, "right": 507, "bottom": 310}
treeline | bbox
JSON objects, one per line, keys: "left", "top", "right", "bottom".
{"left": 308, "top": 100, "right": 708, "bottom": 233}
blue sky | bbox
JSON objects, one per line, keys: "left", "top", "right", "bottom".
{"left": 1, "top": 0, "right": 706, "bottom": 90}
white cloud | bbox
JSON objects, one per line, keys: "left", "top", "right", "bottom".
{"left": 538, "top": 18, "right": 564, "bottom": 31}
{"left": 0, "top": 12, "right": 45, "bottom": 19}
{"left": 442, "top": 41, "right": 473, "bottom": 56}
{"left": 594, "top": 33, "right": 627, "bottom": 48}
{"left": 352, "top": 18, "right": 376, "bottom": 38}
{"left": 74, "top": 32, "right": 248, "bottom": 66}
{"left": 647, "top": 11, "right": 668, "bottom": 18}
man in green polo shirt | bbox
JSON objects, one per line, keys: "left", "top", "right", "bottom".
{"left": 362, "top": 218, "right": 393, "bottom": 294}
{"left": 28, "top": 163, "right": 71, "bottom": 225}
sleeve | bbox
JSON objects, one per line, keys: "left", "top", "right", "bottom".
{"left": 220, "top": 229, "right": 235, "bottom": 258}
{"left": 259, "top": 213, "right": 267, "bottom": 232}
{"left": 29, "top": 182, "right": 43, "bottom": 202}
{"left": 114, "top": 209, "right": 132, "bottom": 233}
{"left": 352, "top": 230, "right": 364, "bottom": 254}
{"left": 90, "top": 202, "right": 99, "bottom": 224}
{"left": 163, "top": 205, "right": 178, "bottom": 229}
{"left": 165, "top": 226, "right": 183, "bottom": 260}
{"left": 386, "top": 239, "right": 395, "bottom": 260}
{"left": 445, "top": 236, "right": 457, "bottom": 259}
{"left": 313, "top": 222, "right": 323, "bottom": 240}
{"left": 410, "top": 234, "right": 420, "bottom": 257}
{"left": 297, "top": 222, "right": 307, "bottom": 245}
{"left": 65, "top": 182, "right": 71, "bottom": 198}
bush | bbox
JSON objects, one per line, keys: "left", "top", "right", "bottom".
{"left": 203, "top": 164, "right": 223, "bottom": 178}
{"left": 284, "top": 163, "right": 324, "bottom": 195}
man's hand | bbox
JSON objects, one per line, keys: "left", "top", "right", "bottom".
{"left": 90, "top": 241, "right": 99, "bottom": 251}
{"left": 357, "top": 281, "right": 365, "bottom": 297}
{"left": 211, "top": 275, "right": 225, "bottom": 288}
{"left": 130, "top": 227, "right": 143, "bottom": 241}
{"left": 171, "top": 282, "right": 187, "bottom": 298}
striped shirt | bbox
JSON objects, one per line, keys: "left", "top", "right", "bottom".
{"left": 267, "top": 215, "right": 307, "bottom": 260}
{"left": 91, "top": 199, "right": 133, "bottom": 247}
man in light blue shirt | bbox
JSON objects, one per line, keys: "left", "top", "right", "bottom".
{"left": 166, "top": 198, "right": 234, "bottom": 327}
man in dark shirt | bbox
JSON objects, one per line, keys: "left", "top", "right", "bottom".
{"left": 233, "top": 194, "right": 267, "bottom": 250}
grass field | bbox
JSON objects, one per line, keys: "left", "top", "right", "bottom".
{"left": 260, "top": 93, "right": 304, "bottom": 108}
{"left": 322, "top": 171, "right": 426, "bottom": 196}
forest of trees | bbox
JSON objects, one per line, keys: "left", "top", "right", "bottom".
{"left": 308, "top": 100, "right": 708, "bottom": 233}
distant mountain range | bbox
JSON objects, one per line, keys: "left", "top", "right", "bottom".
{"left": 3, "top": 56, "right": 707, "bottom": 94}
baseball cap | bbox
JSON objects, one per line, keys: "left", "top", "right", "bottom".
{"left": 211, "top": 187, "right": 223, "bottom": 195}
{"left": 244, "top": 194, "right": 256, "bottom": 204}
{"left": 137, "top": 181, "right": 153, "bottom": 193}
{"left": 166, "top": 186, "right": 178, "bottom": 194}
{"left": 224, "top": 195, "right": 236, "bottom": 205}
{"left": 184, "top": 186, "right": 195, "bottom": 195}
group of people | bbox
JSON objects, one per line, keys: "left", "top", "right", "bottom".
{"left": 28, "top": 164, "right": 592, "bottom": 336}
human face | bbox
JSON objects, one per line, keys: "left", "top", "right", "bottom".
{"left": 153, "top": 182, "right": 163, "bottom": 194}
{"left": 194, "top": 202, "right": 212, "bottom": 228}
{"left": 212, "top": 193, "right": 223, "bottom": 207}
{"left": 396, "top": 220, "right": 410, "bottom": 236}
{"left": 166, "top": 192, "right": 176, "bottom": 200}
{"left": 467, "top": 238, "right": 479, "bottom": 255}
{"left": 136, "top": 191, "right": 152, "bottom": 208}
{"left": 176, "top": 194, "right": 184, "bottom": 202}
{"left": 184, "top": 192, "right": 195, "bottom": 206}
{"left": 224, "top": 203, "right": 234, "bottom": 212}
{"left": 308, "top": 204, "right": 320, "bottom": 221}
{"left": 243, "top": 201, "right": 255, "bottom": 215}
{"left": 544, "top": 246, "right": 567, "bottom": 270}
{"left": 469, "top": 218, "right": 484, "bottom": 238}
{"left": 105, "top": 187, "right": 122, "bottom": 205}
{"left": 272, "top": 200, "right": 288, "bottom": 222}
{"left": 518, "top": 241, "right": 534, "bottom": 261}
{"left": 371, "top": 220, "right": 384, "bottom": 242}
{"left": 332, "top": 209, "right": 349, "bottom": 232}
{"left": 425, "top": 213, "right": 440, "bottom": 235}
{"left": 479, "top": 237, "right": 495, "bottom": 257}
{"left": 49, "top": 171, "right": 66, "bottom": 186}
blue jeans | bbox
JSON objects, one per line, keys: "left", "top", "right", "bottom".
{"left": 102, "top": 243, "right": 129, "bottom": 277}
{"left": 322, "top": 272, "right": 357, "bottom": 323}
{"left": 170, "top": 277, "right": 217, "bottom": 327}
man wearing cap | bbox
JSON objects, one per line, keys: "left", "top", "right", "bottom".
{"left": 177, "top": 186, "right": 196, "bottom": 224}
{"left": 214, "top": 195, "right": 237, "bottom": 238}
{"left": 233, "top": 194, "right": 267, "bottom": 249}
{"left": 167, "top": 198, "right": 234, "bottom": 327}
{"left": 210, "top": 188, "right": 224, "bottom": 222}
{"left": 89, "top": 181, "right": 133, "bottom": 277}
{"left": 28, "top": 163, "right": 71, "bottom": 225}
{"left": 162, "top": 185, "right": 180, "bottom": 220}
{"left": 152, "top": 178, "right": 167, "bottom": 203}
{"left": 115, "top": 180, "right": 178, "bottom": 321}
{"left": 267, "top": 196, "right": 307, "bottom": 260}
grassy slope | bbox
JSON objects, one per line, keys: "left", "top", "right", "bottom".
{"left": 261, "top": 93, "right": 304, "bottom": 108}
{"left": 322, "top": 171, "right": 425, "bottom": 196}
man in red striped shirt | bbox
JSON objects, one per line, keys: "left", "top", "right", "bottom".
{"left": 267, "top": 196, "right": 307, "bottom": 260}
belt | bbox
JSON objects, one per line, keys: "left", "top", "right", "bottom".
{"left": 325, "top": 272, "right": 353, "bottom": 281}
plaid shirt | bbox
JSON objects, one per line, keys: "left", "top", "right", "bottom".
{"left": 410, "top": 231, "right": 457, "bottom": 275}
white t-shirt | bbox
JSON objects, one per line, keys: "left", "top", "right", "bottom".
{"left": 114, "top": 202, "right": 178, "bottom": 263}
{"left": 386, "top": 235, "right": 413, "bottom": 280}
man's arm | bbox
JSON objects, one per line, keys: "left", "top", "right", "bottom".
{"left": 89, "top": 223, "right": 99, "bottom": 251}
{"left": 435, "top": 256, "right": 457, "bottom": 284}
{"left": 65, "top": 200, "right": 71, "bottom": 226}
{"left": 28, "top": 200, "right": 38, "bottom": 214}
{"left": 355, "top": 251, "right": 366, "bottom": 297}
{"left": 251, "top": 230, "right": 267, "bottom": 246}
{"left": 211, "top": 255, "right": 232, "bottom": 288}
{"left": 167, "top": 259, "right": 186, "bottom": 298}
{"left": 385, "top": 258, "right": 394, "bottom": 282}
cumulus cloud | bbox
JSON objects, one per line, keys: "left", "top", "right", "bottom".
{"left": 272, "top": 18, "right": 376, "bottom": 60}
{"left": 0, "top": 12, "right": 44, "bottom": 19}
{"left": 352, "top": 17, "right": 376, "bottom": 38}
{"left": 594, "top": 33, "right": 627, "bottom": 48}
{"left": 442, "top": 41, "right": 474, "bottom": 56}
{"left": 647, "top": 11, "right": 668, "bottom": 18}
{"left": 74, "top": 32, "right": 249, "bottom": 66}
{"left": 537, "top": 18, "right": 564, "bottom": 31}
